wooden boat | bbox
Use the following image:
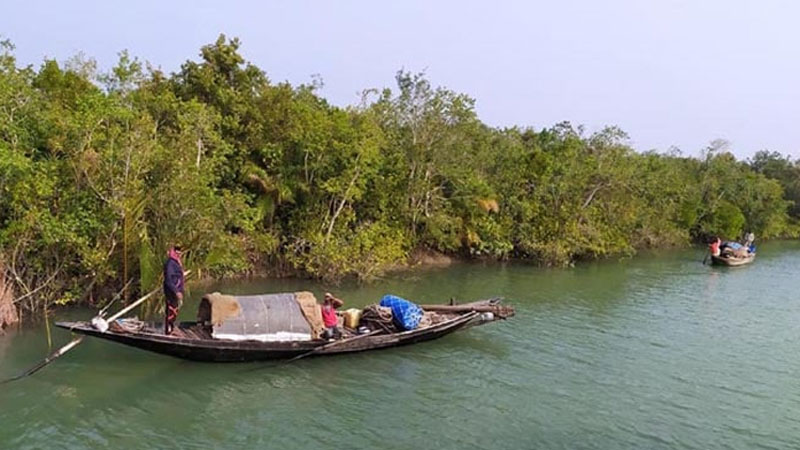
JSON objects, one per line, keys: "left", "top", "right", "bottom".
{"left": 711, "top": 253, "right": 756, "bottom": 266}
{"left": 55, "top": 297, "right": 514, "bottom": 362}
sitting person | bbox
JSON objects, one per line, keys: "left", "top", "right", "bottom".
{"left": 321, "top": 292, "right": 344, "bottom": 340}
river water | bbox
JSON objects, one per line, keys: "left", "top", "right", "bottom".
{"left": 1, "top": 242, "right": 799, "bottom": 449}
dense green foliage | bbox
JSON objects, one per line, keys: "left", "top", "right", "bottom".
{"left": 1, "top": 36, "right": 797, "bottom": 313}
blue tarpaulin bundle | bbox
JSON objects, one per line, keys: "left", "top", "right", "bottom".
{"left": 724, "top": 241, "right": 743, "bottom": 250}
{"left": 379, "top": 295, "right": 424, "bottom": 331}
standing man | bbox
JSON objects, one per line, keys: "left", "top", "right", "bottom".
{"left": 163, "top": 245, "right": 185, "bottom": 335}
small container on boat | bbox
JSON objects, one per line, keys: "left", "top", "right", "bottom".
{"left": 343, "top": 308, "right": 362, "bottom": 329}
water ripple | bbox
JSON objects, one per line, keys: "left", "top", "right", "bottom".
{"left": 4, "top": 243, "right": 800, "bottom": 449}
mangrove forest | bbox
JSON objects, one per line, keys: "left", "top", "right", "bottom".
{"left": 1, "top": 35, "right": 799, "bottom": 324}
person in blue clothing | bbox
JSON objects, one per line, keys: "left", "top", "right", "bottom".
{"left": 163, "top": 245, "right": 185, "bottom": 335}
{"left": 744, "top": 231, "right": 756, "bottom": 253}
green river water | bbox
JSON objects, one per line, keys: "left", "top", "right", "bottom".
{"left": 2, "top": 241, "right": 800, "bottom": 449}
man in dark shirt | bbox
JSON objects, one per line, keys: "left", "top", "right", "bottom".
{"left": 163, "top": 245, "right": 185, "bottom": 335}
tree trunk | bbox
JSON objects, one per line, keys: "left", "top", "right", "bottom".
{"left": 0, "top": 260, "right": 19, "bottom": 332}
{"left": 196, "top": 137, "right": 203, "bottom": 168}
{"left": 325, "top": 167, "right": 361, "bottom": 241}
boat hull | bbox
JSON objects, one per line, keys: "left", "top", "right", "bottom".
{"left": 55, "top": 311, "right": 496, "bottom": 362}
{"left": 711, "top": 253, "right": 756, "bottom": 266}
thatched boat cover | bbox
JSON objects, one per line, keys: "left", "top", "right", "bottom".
{"left": 199, "top": 292, "right": 313, "bottom": 342}
{"left": 295, "top": 291, "right": 324, "bottom": 339}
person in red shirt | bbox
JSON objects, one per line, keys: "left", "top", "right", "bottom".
{"left": 709, "top": 236, "right": 721, "bottom": 257}
{"left": 321, "top": 292, "right": 344, "bottom": 340}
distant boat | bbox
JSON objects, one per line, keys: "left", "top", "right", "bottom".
{"left": 56, "top": 294, "right": 514, "bottom": 362}
{"left": 711, "top": 253, "right": 756, "bottom": 266}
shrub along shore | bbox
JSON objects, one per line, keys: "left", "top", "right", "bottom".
{"left": 1, "top": 35, "right": 799, "bottom": 324}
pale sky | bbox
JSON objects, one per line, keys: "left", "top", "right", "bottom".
{"left": 3, "top": 0, "right": 799, "bottom": 159}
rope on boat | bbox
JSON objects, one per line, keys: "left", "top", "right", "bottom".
{"left": 360, "top": 305, "right": 397, "bottom": 333}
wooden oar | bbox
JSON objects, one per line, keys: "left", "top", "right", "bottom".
{"left": 96, "top": 278, "right": 135, "bottom": 318}
{"left": 0, "top": 271, "right": 190, "bottom": 384}
{"left": 90, "top": 284, "right": 161, "bottom": 331}
{"left": 92, "top": 270, "right": 191, "bottom": 330}
{"left": 0, "top": 336, "right": 84, "bottom": 385}
{"left": 287, "top": 329, "right": 381, "bottom": 363}
{"left": 419, "top": 304, "right": 505, "bottom": 313}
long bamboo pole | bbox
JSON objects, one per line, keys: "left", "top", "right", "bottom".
{"left": 287, "top": 329, "right": 381, "bottom": 362}
{"left": 0, "top": 270, "right": 191, "bottom": 384}
{"left": 0, "top": 336, "right": 84, "bottom": 385}
{"left": 418, "top": 304, "right": 506, "bottom": 313}
{"left": 101, "top": 270, "right": 191, "bottom": 325}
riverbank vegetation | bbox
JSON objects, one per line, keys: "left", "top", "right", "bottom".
{"left": 1, "top": 35, "right": 798, "bottom": 318}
